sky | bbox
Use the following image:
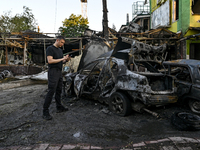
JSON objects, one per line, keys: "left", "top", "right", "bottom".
{"left": 0, "top": 0, "right": 139, "bottom": 33}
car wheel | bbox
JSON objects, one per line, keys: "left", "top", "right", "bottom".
{"left": 189, "top": 100, "right": 200, "bottom": 114}
{"left": 171, "top": 112, "right": 200, "bottom": 131}
{"left": 109, "top": 92, "right": 132, "bottom": 117}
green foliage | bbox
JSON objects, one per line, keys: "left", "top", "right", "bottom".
{"left": 0, "top": 11, "right": 13, "bottom": 33}
{"left": 0, "top": 6, "right": 37, "bottom": 33}
{"left": 59, "top": 14, "right": 89, "bottom": 37}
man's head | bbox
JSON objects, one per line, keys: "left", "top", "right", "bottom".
{"left": 54, "top": 36, "right": 65, "bottom": 48}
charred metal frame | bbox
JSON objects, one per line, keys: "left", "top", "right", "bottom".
{"left": 0, "top": 32, "right": 84, "bottom": 66}
{"left": 63, "top": 37, "right": 178, "bottom": 115}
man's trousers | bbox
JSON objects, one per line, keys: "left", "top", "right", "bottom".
{"left": 43, "top": 68, "right": 63, "bottom": 111}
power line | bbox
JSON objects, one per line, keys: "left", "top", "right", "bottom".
{"left": 54, "top": 0, "right": 57, "bottom": 32}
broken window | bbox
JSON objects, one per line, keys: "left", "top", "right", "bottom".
{"left": 172, "top": 0, "right": 179, "bottom": 22}
{"left": 170, "top": 66, "right": 192, "bottom": 83}
{"left": 192, "top": 0, "right": 200, "bottom": 14}
{"left": 81, "top": 61, "right": 100, "bottom": 75}
{"left": 82, "top": 60, "right": 105, "bottom": 93}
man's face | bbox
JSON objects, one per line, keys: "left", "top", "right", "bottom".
{"left": 57, "top": 39, "right": 65, "bottom": 47}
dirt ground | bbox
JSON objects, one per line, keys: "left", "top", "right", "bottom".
{"left": 0, "top": 83, "right": 200, "bottom": 148}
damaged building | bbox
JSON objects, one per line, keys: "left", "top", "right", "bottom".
{"left": 0, "top": 28, "right": 115, "bottom": 82}
{"left": 1, "top": 0, "right": 200, "bottom": 87}
{"left": 150, "top": 0, "right": 200, "bottom": 60}
{"left": 117, "top": 1, "right": 179, "bottom": 61}
{"left": 132, "top": 1, "right": 150, "bottom": 32}
{"left": 117, "top": 0, "right": 200, "bottom": 61}
{"left": 0, "top": 31, "right": 88, "bottom": 80}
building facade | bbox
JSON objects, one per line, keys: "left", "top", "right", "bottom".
{"left": 132, "top": 1, "right": 150, "bottom": 32}
{"left": 150, "top": 0, "right": 200, "bottom": 60}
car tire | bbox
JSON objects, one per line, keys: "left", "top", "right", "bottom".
{"left": 109, "top": 92, "right": 132, "bottom": 117}
{"left": 189, "top": 100, "right": 200, "bottom": 114}
{"left": 171, "top": 112, "right": 200, "bottom": 131}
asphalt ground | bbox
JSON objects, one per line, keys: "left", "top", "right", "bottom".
{"left": 1, "top": 80, "right": 200, "bottom": 150}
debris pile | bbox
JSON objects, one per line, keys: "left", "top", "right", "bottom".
{"left": 0, "top": 70, "right": 13, "bottom": 80}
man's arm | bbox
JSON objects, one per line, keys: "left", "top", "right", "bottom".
{"left": 47, "top": 56, "right": 65, "bottom": 64}
{"left": 47, "top": 55, "right": 70, "bottom": 64}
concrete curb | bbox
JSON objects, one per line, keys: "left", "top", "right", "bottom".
{"left": 1, "top": 137, "right": 200, "bottom": 150}
{"left": 0, "top": 79, "right": 47, "bottom": 90}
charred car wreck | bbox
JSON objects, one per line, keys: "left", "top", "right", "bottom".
{"left": 163, "top": 59, "right": 200, "bottom": 114}
{"left": 63, "top": 37, "right": 178, "bottom": 116}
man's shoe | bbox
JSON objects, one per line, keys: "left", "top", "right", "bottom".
{"left": 43, "top": 110, "right": 52, "bottom": 120}
{"left": 56, "top": 106, "right": 68, "bottom": 113}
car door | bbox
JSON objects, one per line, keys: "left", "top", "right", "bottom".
{"left": 74, "top": 60, "right": 99, "bottom": 97}
{"left": 171, "top": 65, "right": 192, "bottom": 98}
{"left": 98, "top": 58, "right": 116, "bottom": 98}
{"left": 188, "top": 66, "right": 200, "bottom": 99}
{"left": 74, "top": 59, "right": 106, "bottom": 97}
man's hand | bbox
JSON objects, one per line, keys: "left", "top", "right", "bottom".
{"left": 63, "top": 55, "right": 71, "bottom": 63}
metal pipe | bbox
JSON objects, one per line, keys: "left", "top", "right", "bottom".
{"left": 79, "top": 39, "right": 82, "bottom": 55}
{"left": 102, "top": 0, "right": 109, "bottom": 41}
{"left": 23, "top": 41, "right": 27, "bottom": 65}
{"left": 143, "top": 108, "right": 160, "bottom": 118}
{"left": 6, "top": 46, "right": 8, "bottom": 65}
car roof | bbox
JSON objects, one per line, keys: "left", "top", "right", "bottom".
{"left": 163, "top": 59, "right": 200, "bottom": 67}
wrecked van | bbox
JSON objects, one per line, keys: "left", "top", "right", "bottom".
{"left": 163, "top": 59, "right": 200, "bottom": 114}
{"left": 63, "top": 37, "right": 178, "bottom": 116}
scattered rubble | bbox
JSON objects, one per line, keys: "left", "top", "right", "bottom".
{"left": 119, "top": 22, "right": 142, "bottom": 33}
{"left": 0, "top": 70, "right": 13, "bottom": 80}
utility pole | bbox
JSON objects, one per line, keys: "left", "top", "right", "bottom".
{"left": 102, "top": 0, "right": 109, "bottom": 41}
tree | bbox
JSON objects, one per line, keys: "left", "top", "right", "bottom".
{"left": 112, "top": 24, "right": 116, "bottom": 31}
{"left": 59, "top": 14, "right": 89, "bottom": 37}
{"left": 0, "top": 6, "right": 37, "bottom": 33}
{"left": 0, "top": 11, "right": 13, "bottom": 33}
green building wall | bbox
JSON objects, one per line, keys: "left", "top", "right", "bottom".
{"left": 179, "top": 0, "right": 190, "bottom": 35}
{"left": 150, "top": 0, "right": 198, "bottom": 36}
{"left": 150, "top": 0, "right": 200, "bottom": 59}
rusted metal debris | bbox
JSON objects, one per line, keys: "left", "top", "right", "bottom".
{"left": 119, "top": 22, "right": 142, "bottom": 33}
{"left": 0, "top": 66, "right": 42, "bottom": 76}
{"left": 0, "top": 70, "right": 13, "bottom": 80}
{"left": 0, "top": 40, "right": 24, "bottom": 48}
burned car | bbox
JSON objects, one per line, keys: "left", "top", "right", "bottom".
{"left": 63, "top": 37, "right": 178, "bottom": 116}
{"left": 163, "top": 59, "right": 200, "bottom": 114}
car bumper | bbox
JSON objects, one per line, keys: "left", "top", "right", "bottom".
{"left": 141, "top": 93, "right": 178, "bottom": 105}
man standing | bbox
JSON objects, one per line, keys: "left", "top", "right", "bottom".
{"left": 43, "top": 36, "right": 70, "bottom": 120}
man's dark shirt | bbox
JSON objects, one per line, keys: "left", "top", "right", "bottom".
{"left": 46, "top": 45, "right": 63, "bottom": 70}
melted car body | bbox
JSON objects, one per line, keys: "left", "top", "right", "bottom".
{"left": 163, "top": 59, "right": 200, "bottom": 114}
{"left": 63, "top": 37, "right": 178, "bottom": 116}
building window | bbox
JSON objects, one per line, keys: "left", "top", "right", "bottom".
{"left": 192, "top": 0, "right": 200, "bottom": 14}
{"left": 172, "top": 0, "right": 179, "bottom": 22}
{"left": 143, "top": 19, "right": 149, "bottom": 32}
{"left": 190, "top": 43, "right": 200, "bottom": 60}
